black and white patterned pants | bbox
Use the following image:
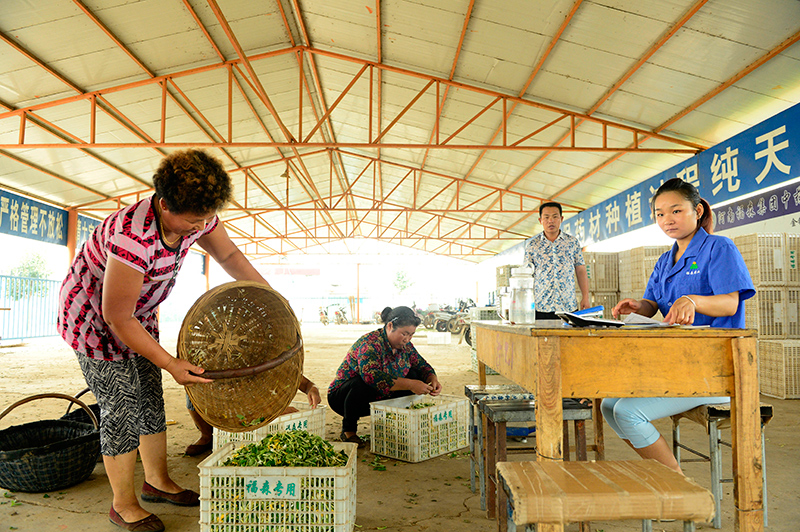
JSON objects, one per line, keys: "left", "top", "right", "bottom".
{"left": 77, "top": 352, "right": 166, "bottom": 456}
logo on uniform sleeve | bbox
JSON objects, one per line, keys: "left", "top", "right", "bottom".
{"left": 686, "top": 261, "right": 700, "bottom": 276}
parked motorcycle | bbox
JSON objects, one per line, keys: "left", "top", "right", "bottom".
{"left": 319, "top": 307, "right": 329, "bottom": 326}
{"left": 334, "top": 304, "right": 350, "bottom": 325}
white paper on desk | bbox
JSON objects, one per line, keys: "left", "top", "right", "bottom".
{"left": 621, "top": 313, "right": 674, "bottom": 327}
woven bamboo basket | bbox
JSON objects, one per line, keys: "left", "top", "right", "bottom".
{"left": 0, "top": 393, "right": 100, "bottom": 492}
{"left": 177, "top": 281, "right": 304, "bottom": 433}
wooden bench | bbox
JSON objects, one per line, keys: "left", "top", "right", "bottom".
{"left": 671, "top": 402, "right": 773, "bottom": 528}
{"left": 497, "top": 460, "right": 716, "bottom": 532}
{"left": 479, "top": 399, "right": 593, "bottom": 531}
{"left": 464, "top": 383, "right": 529, "bottom": 506}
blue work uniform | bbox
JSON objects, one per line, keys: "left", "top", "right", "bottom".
{"left": 644, "top": 227, "right": 755, "bottom": 326}
{"left": 601, "top": 227, "right": 755, "bottom": 449}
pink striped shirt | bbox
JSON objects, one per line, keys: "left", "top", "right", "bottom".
{"left": 58, "top": 196, "right": 218, "bottom": 361}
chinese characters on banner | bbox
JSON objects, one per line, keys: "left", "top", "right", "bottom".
{"left": 76, "top": 215, "right": 101, "bottom": 248}
{"left": 712, "top": 181, "right": 800, "bottom": 230}
{"left": 563, "top": 101, "right": 799, "bottom": 246}
{"left": 0, "top": 188, "right": 104, "bottom": 247}
{"left": 0, "top": 189, "right": 68, "bottom": 245}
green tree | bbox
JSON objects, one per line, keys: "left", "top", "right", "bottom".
{"left": 393, "top": 270, "right": 413, "bottom": 294}
{"left": 11, "top": 252, "right": 50, "bottom": 279}
{"left": 8, "top": 252, "right": 51, "bottom": 300}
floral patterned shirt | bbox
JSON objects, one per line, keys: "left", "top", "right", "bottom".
{"left": 523, "top": 231, "right": 585, "bottom": 313}
{"left": 328, "top": 328, "right": 435, "bottom": 399}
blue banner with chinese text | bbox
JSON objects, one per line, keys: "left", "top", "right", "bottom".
{"left": 564, "top": 101, "right": 800, "bottom": 245}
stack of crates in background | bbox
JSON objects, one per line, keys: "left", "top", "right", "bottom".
{"left": 469, "top": 306, "right": 499, "bottom": 375}
{"left": 212, "top": 402, "right": 327, "bottom": 452}
{"left": 198, "top": 441, "right": 357, "bottom": 532}
{"left": 583, "top": 252, "right": 619, "bottom": 319}
{"left": 496, "top": 264, "right": 519, "bottom": 288}
{"left": 370, "top": 394, "right": 468, "bottom": 462}
{"left": 618, "top": 246, "right": 671, "bottom": 295}
{"left": 618, "top": 246, "right": 670, "bottom": 320}
{"left": 758, "top": 340, "right": 800, "bottom": 399}
{"left": 734, "top": 233, "right": 800, "bottom": 399}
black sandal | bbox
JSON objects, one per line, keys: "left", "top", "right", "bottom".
{"left": 340, "top": 432, "right": 365, "bottom": 448}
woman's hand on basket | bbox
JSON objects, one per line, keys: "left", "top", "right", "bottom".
{"left": 164, "top": 357, "right": 212, "bottom": 385}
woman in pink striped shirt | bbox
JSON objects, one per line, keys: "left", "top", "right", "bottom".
{"left": 58, "top": 149, "right": 271, "bottom": 532}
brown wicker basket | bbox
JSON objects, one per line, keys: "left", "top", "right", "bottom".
{"left": 177, "top": 281, "right": 304, "bottom": 432}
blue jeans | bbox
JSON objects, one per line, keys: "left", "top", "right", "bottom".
{"left": 601, "top": 396, "right": 729, "bottom": 449}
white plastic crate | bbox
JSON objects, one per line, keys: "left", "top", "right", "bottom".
{"left": 426, "top": 331, "right": 450, "bottom": 345}
{"left": 590, "top": 291, "right": 620, "bottom": 319}
{"left": 734, "top": 233, "right": 786, "bottom": 286}
{"left": 785, "top": 288, "right": 800, "bottom": 339}
{"left": 496, "top": 264, "right": 520, "bottom": 288}
{"left": 213, "top": 403, "right": 327, "bottom": 452}
{"left": 745, "top": 288, "right": 785, "bottom": 339}
{"left": 469, "top": 306, "right": 500, "bottom": 321}
{"left": 584, "top": 252, "right": 619, "bottom": 292}
{"left": 618, "top": 247, "right": 669, "bottom": 293}
{"left": 758, "top": 340, "right": 800, "bottom": 399}
{"left": 787, "top": 233, "right": 800, "bottom": 286}
{"left": 199, "top": 441, "right": 357, "bottom": 532}
{"left": 370, "top": 394, "right": 468, "bottom": 462}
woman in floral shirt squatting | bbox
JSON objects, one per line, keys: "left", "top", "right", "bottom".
{"left": 327, "top": 305, "right": 442, "bottom": 447}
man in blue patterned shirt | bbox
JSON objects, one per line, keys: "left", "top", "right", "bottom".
{"left": 523, "top": 202, "right": 590, "bottom": 320}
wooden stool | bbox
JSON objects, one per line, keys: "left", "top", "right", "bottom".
{"left": 479, "top": 398, "right": 592, "bottom": 532}
{"left": 671, "top": 402, "right": 773, "bottom": 528}
{"left": 497, "top": 460, "right": 716, "bottom": 532}
{"left": 464, "top": 384, "right": 530, "bottom": 510}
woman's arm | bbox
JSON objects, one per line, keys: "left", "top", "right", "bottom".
{"left": 664, "top": 291, "right": 739, "bottom": 325}
{"left": 612, "top": 298, "right": 658, "bottom": 319}
{"left": 101, "top": 257, "right": 210, "bottom": 384}
{"left": 298, "top": 376, "right": 321, "bottom": 408}
{"left": 196, "top": 223, "right": 271, "bottom": 285}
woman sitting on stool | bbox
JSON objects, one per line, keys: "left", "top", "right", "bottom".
{"left": 606, "top": 177, "right": 755, "bottom": 473}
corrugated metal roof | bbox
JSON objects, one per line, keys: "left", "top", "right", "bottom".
{"left": 0, "top": 0, "right": 798, "bottom": 261}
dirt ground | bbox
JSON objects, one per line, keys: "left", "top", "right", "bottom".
{"left": 0, "top": 323, "right": 798, "bottom": 532}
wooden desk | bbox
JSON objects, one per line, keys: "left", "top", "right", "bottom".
{"left": 474, "top": 321, "right": 762, "bottom": 532}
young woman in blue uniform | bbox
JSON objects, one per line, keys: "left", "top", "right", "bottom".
{"left": 606, "top": 177, "right": 755, "bottom": 473}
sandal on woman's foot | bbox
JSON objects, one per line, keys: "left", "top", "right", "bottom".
{"left": 109, "top": 507, "right": 165, "bottom": 532}
{"left": 340, "top": 432, "right": 365, "bottom": 448}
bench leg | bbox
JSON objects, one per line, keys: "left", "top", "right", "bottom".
{"left": 496, "top": 421, "right": 508, "bottom": 532}
{"left": 479, "top": 410, "right": 486, "bottom": 511}
{"left": 593, "top": 398, "right": 604, "bottom": 460}
{"left": 469, "top": 402, "right": 476, "bottom": 493}
{"left": 486, "top": 417, "right": 498, "bottom": 519}
{"left": 562, "top": 420, "right": 570, "bottom": 461}
{"left": 762, "top": 424, "right": 768, "bottom": 528}
{"left": 683, "top": 521, "right": 696, "bottom": 532}
{"left": 672, "top": 418, "right": 681, "bottom": 466}
{"left": 642, "top": 519, "right": 652, "bottom": 532}
{"left": 709, "top": 419, "right": 722, "bottom": 529}
{"left": 574, "top": 420, "right": 587, "bottom": 462}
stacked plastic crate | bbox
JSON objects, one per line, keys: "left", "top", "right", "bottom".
{"left": 617, "top": 246, "right": 670, "bottom": 320}
{"left": 469, "top": 306, "right": 500, "bottom": 375}
{"left": 583, "top": 252, "right": 619, "bottom": 318}
{"left": 734, "top": 233, "right": 800, "bottom": 399}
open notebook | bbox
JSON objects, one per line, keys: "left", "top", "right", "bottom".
{"left": 557, "top": 311, "right": 673, "bottom": 328}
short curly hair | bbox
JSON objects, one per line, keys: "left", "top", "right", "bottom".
{"left": 152, "top": 149, "right": 233, "bottom": 214}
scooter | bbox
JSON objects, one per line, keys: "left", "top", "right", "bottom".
{"left": 319, "top": 307, "right": 329, "bottom": 325}
{"left": 334, "top": 304, "right": 350, "bottom": 325}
